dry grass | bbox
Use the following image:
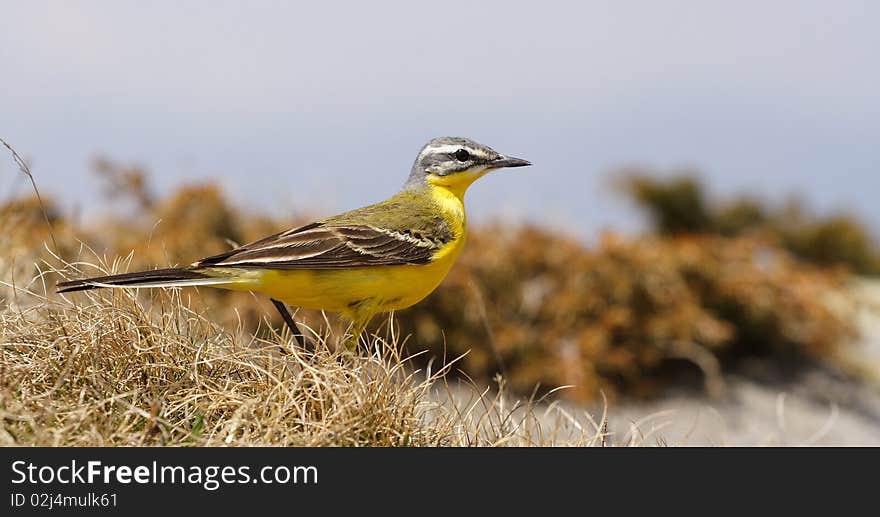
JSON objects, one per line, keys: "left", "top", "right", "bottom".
{"left": 0, "top": 258, "right": 608, "bottom": 447}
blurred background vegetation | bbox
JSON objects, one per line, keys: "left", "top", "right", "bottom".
{"left": 619, "top": 172, "right": 880, "bottom": 275}
{"left": 3, "top": 159, "right": 877, "bottom": 403}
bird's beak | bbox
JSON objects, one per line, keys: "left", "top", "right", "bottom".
{"left": 491, "top": 155, "right": 532, "bottom": 168}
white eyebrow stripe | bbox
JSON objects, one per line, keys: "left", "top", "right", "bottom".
{"left": 419, "top": 144, "right": 493, "bottom": 159}
{"left": 419, "top": 144, "right": 461, "bottom": 156}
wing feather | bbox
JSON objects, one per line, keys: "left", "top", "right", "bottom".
{"left": 194, "top": 221, "right": 452, "bottom": 270}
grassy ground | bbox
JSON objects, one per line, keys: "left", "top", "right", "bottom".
{"left": 1, "top": 265, "right": 608, "bottom": 446}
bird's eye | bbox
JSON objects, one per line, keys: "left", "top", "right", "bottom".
{"left": 454, "top": 149, "right": 470, "bottom": 162}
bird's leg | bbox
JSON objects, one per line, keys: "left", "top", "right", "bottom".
{"left": 270, "top": 298, "right": 306, "bottom": 349}
{"left": 348, "top": 321, "right": 367, "bottom": 352}
{"left": 343, "top": 312, "right": 372, "bottom": 353}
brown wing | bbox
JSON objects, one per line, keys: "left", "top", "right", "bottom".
{"left": 193, "top": 221, "right": 450, "bottom": 270}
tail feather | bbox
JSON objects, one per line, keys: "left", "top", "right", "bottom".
{"left": 56, "top": 268, "right": 232, "bottom": 293}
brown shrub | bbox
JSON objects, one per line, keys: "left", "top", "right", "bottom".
{"left": 618, "top": 172, "right": 880, "bottom": 275}
{"left": 400, "top": 227, "right": 856, "bottom": 401}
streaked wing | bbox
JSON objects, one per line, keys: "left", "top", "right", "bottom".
{"left": 194, "top": 221, "right": 451, "bottom": 270}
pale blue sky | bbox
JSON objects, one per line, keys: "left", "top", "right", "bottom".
{"left": 2, "top": 1, "right": 878, "bottom": 240}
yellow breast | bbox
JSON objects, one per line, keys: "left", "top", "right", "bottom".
{"left": 235, "top": 183, "right": 468, "bottom": 320}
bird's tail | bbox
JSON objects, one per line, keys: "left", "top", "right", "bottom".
{"left": 56, "top": 268, "right": 238, "bottom": 293}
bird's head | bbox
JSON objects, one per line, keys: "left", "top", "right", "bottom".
{"left": 405, "top": 137, "right": 530, "bottom": 195}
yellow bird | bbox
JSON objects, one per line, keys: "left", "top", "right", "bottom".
{"left": 57, "top": 137, "right": 531, "bottom": 347}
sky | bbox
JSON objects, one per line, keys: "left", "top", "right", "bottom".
{"left": 2, "top": 0, "right": 878, "bottom": 240}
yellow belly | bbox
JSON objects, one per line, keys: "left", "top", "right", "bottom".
{"left": 218, "top": 238, "right": 463, "bottom": 319}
